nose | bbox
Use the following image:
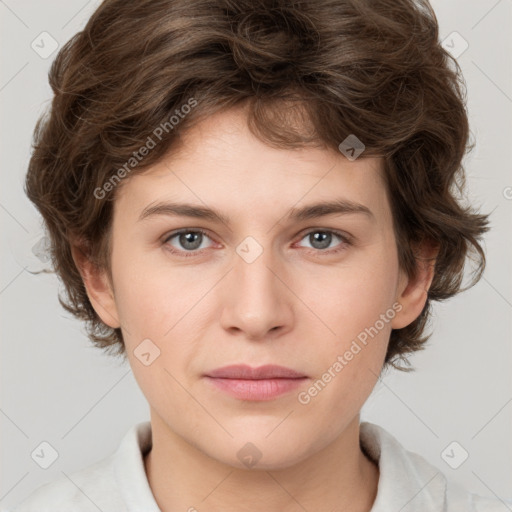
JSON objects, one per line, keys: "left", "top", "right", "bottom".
{"left": 219, "top": 240, "right": 294, "bottom": 341}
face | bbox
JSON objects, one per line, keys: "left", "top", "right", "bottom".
{"left": 85, "top": 106, "right": 421, "bottom": 470}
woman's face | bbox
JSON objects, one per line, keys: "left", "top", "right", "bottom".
{"left": 89, "top": 106, "right": 415, "bottom": 469}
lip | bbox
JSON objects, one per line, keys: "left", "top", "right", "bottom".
{"left": 205, "top": 364, "right": 307, "bottom": 379}
{"left": 204, "top": 365, "right": 308, "bottom": 401}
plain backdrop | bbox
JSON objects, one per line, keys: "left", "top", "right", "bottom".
{"left": 1, "top": 0, "right": 511, "bottom": 509}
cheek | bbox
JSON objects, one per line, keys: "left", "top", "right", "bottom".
{"left": 304, "top": 256, "right": 398, "bottom": 341}
{"left": 296, "top": 255, "right": 398, "bottom": 405}
{"left": 110, "top": 248, "right": 174, "bottom": 342}
{"left": 302, "top": 280, "right": 393, "bottom": 420}
{"left": 112, "top": 255, "right": 207, "bottom": 375}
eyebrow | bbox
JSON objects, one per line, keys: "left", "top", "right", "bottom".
{"left": 138, "top": 199, "right": 375, "bottom": 225}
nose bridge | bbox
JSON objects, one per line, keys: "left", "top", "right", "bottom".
{"left": 234, "top": 233, "right": 283, "bottom": 303}
{"left": 220, "top": 233, "right": 292, "bottom": 338}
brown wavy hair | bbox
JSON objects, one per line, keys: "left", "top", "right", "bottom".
{"left": 25, "top": 0, "right": 490, "bottom": 371}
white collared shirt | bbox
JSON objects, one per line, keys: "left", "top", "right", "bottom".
{"left": 10, "top": 421, "right": 511, "bottom": 511}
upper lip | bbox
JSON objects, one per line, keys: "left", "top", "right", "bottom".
{"left": 205, "top": 364, "right": 307, "bottom": 379}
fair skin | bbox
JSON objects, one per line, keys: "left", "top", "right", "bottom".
{"left": 73, "top": 106, "right": 436, "bottom": 512}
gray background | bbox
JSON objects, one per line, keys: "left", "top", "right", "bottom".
{"left": 1, "top": 0, "right": 511, "bottom": 509}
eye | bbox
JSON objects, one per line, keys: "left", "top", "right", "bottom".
{"left": 163, "top": 229, "right": 215, "bottom": 257}
{"left": 162, "top": 227, "right": 352, "bottom": 258}
{"left": 295, "top": 229, "right": 352, "bottom": 255}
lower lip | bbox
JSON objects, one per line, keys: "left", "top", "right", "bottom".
{"left": 204, "top": 377, "right": 308, "bottom": 401}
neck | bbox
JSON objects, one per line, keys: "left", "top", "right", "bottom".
{"left": 144, "top": 411, "right": 379, "bottom": 512}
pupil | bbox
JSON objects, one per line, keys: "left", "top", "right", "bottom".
{"left": 181, "top": 232, "right": 201, "bottom": 249}
{"left": 312, "top": 231, "right": 330, "bottom": 249}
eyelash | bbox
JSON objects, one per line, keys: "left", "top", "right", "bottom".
{"left": 162, "top": 228, "right": 352, "bottom": 258}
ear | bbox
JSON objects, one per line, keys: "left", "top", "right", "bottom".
{"left": 391, "top": 239, "right": 439, "bottom": 330}
{"left": 70, "top": 241, "right": 121, "bottom": 329}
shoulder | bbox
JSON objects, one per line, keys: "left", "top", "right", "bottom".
{"left": 10, "top": 454, "right": 121, "bottom": 512}
{"left": 445, "top": 474, "right": 512, "bottom": 511}
{"left": 10, "top": 421, "right": 154, "bottom": 512}
{"left": 360, "top": 421, "right": 512, "bottom": 512}
{"left": 468, "top": 491, "right": 512, "bottom": 511}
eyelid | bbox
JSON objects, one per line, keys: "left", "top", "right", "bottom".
{"left": 296, "top": 226, "right": 354, "bottom": 244}
{"left": 162, "top": 227, "right": 217, "bottom": 246}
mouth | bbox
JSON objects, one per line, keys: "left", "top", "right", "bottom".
{"left": 204, "top": 364, "right": 309, "bottom": 401}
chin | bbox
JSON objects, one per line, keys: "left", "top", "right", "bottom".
{"left": 205, "top": 437, "right": 314, "bottom": 472}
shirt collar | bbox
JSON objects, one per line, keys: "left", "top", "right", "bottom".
{"left": 114, "top": 420, "right": 449, "bottom": 512}
{"left": 114, "top": 420, "right": 160, "bottom": 512}
{"left": 360, "top": 421, "right": 448, "bottom": 511}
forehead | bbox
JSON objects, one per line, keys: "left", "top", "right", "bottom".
{"left": 113, "top": 108, "right": 390, "bottom": 227}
